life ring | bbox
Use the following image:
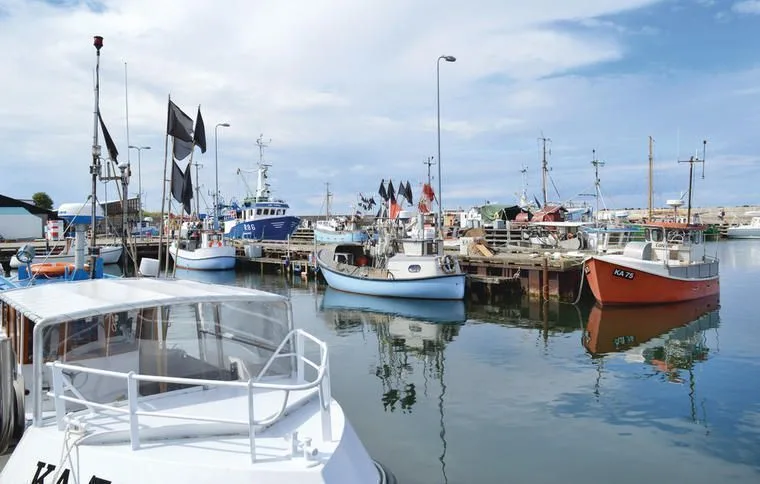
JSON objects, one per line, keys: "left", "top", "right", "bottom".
{"left": 208, "top": 240, "right": 223, "bottom": 247}
{"left": 440, "top": 255, "right": 456, "bottom": 274}
{"left": 30, "top": 262, "right": 74, "bottom": 277}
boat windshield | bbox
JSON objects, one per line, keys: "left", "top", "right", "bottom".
{"left": 37, "top": 299, "right": 293, "bottom": 407}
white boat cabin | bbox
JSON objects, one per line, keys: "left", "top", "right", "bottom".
{"left": 623, "top": 223, "right": 709, "bottom": 265}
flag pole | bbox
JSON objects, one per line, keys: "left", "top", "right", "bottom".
{"left": 171, "top": 141, "right": 196, "bottom": 278}
{"left": 164, "top": 138, "right": 176, "bottom": 274}
{"left": 158, "top": 94, "right": 171, "bottom": 273}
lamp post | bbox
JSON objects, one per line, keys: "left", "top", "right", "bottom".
{"left": 128, "top": 145, "right": 150, "bottom": 237}
{"left": 436, "top": 54, "right": 456, "bottom": 239}
{"left": 214, "top": 123, "right": 231, "bottom": 230}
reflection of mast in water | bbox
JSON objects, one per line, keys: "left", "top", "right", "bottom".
{"left": 435, "top": 337, "right": 449, "bottom": 484}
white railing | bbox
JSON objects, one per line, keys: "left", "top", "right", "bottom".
{"left": 45, "top": 329, "right": 331, "bottom": 463}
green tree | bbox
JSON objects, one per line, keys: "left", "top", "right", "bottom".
{"left": 32, "top": 192, "right": 54, "bottom": 210}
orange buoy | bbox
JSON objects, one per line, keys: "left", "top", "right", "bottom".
{"left": 30, "top": 262, "right": 75, "bottom": 277}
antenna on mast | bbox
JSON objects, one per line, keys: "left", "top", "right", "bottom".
{"left": 423, "top": 156, "right": 436, "bottom": 188}
{"left": 677, "top": 140, "right": 707, "bottom": 225}
{"left": 591, "top": 149, "right": 605, "bottom": 225}
{"left": 648, "top": 136, "right": 655, "bottom": 220}
{"left": 538, "top": 134, "right": 551, "bottom": 207}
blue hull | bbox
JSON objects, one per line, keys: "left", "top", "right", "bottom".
{"left": 226, "top": 216, "right": 301, "bottom": 240}
{"left": 321, "top": 287, "right": 466, "bottom": 323}
{"left": 318, "top": 257, "right": 465, "bottom": 300}
{"left": 314, "top": 229, "right": 369, "bottom": 244}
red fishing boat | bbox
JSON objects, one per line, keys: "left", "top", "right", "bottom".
{"left": 584, "top": 222, "right": 719, "bottom": 305}
{"left": 585, "top": 141, "right": 718, "bottom": 306}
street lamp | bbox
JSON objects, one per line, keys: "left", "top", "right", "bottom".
{"left": 128, "top": 145, "right": 150, "bottom": 236}
{"left": 436, "top": 54, "right": 456, "bottom": 239}
{"left": 214, "top": 123, "right": 231, "bottom": 230}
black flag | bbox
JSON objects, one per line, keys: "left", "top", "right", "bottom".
{"left": 378, "top": 179, "right": 387, "bottom": 201}
{"left": 171, "top": 161, "right": 185, "bottom": 204}
{"left": 173, "top": 139, "right": 193, "bottom": 160}
{"left": 167, "top": 100, "right": 193, "bottom": 142}
{"left": 387, "top": 180, "right": 396, "bottom": 204}
{"left": 194, "top": 107, "right": 207, "bottom": 153}
{"left": 404, "top": 180, "right": 413, "bottom": 205}
{"left": 182, "top": 162, "right": 194, "bottom": 214}
{"left": 97, "top": 111, "right": 118, "bottom": 162}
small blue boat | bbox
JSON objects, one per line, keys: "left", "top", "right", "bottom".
{"left": 223, "top": 135, "right": 300, "bottom": 241}
{"left": 316, "top": 238, "right": 465, "bottom": 300}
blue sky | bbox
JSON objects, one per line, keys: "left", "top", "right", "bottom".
{"left": 0, "top": 0, "right": 758, "bottom": 214}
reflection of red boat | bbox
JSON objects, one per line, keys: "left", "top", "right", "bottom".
{"left": 583, "top": 294, "right": 720, "bottom": 355}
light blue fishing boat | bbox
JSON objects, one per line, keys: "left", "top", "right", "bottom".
{"left": 316, "top": 219, "right": 465, "bottom": 300}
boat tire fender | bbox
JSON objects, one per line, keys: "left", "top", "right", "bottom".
{"left": 441, "top": 255, "right": 455, "bottom": 274}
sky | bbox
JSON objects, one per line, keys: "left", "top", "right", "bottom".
{"left": 0, "top": 0, "right": 758, "bottom": 215}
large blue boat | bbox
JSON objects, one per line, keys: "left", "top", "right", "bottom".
{"left": 222, "top": 135, "right": 300, "bottom": 241}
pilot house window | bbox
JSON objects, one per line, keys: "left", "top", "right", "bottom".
{"left": 408, "top": 264, "right": 421, "bottom": 273}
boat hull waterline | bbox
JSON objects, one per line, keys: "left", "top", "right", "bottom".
{"left": 169, "top": 246, "right": 237, "bottom": 270}
{"left": 584, "top": 257, "right": 719, "bottom": 306}
{"left": 226, "top": 216, "right": 301, "bottom": 241}
{"left": 318, "top": 261, "right": 465, "bottom": 300}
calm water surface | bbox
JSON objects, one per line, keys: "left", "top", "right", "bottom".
{"left": 176, "top": 240, "right": 760, "bottom": 484}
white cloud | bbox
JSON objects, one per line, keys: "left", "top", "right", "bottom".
{"left": 732, "top": 1, "right": 760, "bottom": 14}
{"left": 0, "top": 0, "right": 756, "bottom": 216}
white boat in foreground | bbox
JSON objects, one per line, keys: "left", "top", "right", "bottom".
{"left": 170, "top": 230, "right": 236, "bottom": 270}
{"left": 0, "top": 278, "right": 394, "bottom": 483}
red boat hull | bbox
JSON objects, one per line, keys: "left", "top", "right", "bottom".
{"left": 584, "top": 257, "right": 719, "bottom": 306}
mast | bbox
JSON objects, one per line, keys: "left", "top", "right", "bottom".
{"left": 424, "top": 156, "right": 436, "bottom": 188}
{"left": 324, "top": 182, "right": 331, "bottom": 219}
{"left": 538, "top": 135, "right": 551, "bottom": 207}
{"left": 591, "top": 149, "right": 605, "bottom": 226}
{"left": 677, "top": 140, "right": 707, "bottom": 225}
{"left": 254, "top": 134, "right": 271, "bottom": 201}
{"left": 90, "top": 36, "right": 103, "bottom": 278}
{"left": 648, "top": 136, "right": 654, "bottom": 220}
{"left": 194, "top": 160, "right": 202, "bottom": 217}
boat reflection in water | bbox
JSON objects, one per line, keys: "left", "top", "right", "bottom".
{"left": 584, "top": 294, "right": 721, "bottom": 383}
{"left": 320, "top": 288, "right": 464, "bottom": 484}
{"left": 174, "top": 268, "right": 238, "bottom": 285}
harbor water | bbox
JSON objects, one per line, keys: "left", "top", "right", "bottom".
{"left": 176, "top": 239, "right": 759, "bottom": 483}
{"left": 3, "top": 240, "right": 759, "bottom": 482}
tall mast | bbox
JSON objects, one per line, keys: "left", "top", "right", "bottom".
{"left": 254, "top": 134, "right": 271, "bottom": 200}
{"left": 591, "top": 149, "right": 605, "bottom": 225}
{"left": 648, "top": 136, "right": 654, "bottom": 220}
{"left": 424, "top": 156, "right": 436, "bottom": 188}
{"left": 324, "top": 182, "right": 331, "bottom": 218}
{"left": 677, "top": 140, "right": 707, "bottom": 225}
{"left": 538, "top": 135, "right": 551, "bottom": 207}
{"left": 90, "top": 36, "right": 104, "bottom": 278}
{"left": 194, "top": 160, "right": 202, "bottom": 216}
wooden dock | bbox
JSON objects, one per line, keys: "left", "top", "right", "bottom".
{"left": 2, "top": 228, "right": 587, "bottom": 302}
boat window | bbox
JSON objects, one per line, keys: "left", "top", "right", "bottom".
{"left": 691, "top": 231, "right": 702, "bottom": 244}
{"left": 648, "top": 228, "right": 663, "bottom": 242}
{"left": 408, "top": 264, "right": 421, "bottom": 273}
{"left": 256, "top": 209, "right": 262, "bottom": 215}
{"left": 38, "top": 300, "right": 293, "bottom": 411}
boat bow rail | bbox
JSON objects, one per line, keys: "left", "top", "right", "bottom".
{"left": 43, "top": 328, "right": 332, "bottom": 463}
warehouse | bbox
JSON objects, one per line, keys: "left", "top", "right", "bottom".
{"left": 0, "top": 194, "right": 56, "bottom": 240}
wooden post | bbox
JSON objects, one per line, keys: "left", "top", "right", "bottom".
{"left": 542, "top": 257, "right": 549, "bottom": 301}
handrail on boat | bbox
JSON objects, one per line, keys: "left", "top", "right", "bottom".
{"left": 44, "top": 328, "right": 332, "bottom": 463}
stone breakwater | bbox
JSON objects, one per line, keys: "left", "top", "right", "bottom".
{"left": 611, "top": 205, "right": 760, "bottom": 225}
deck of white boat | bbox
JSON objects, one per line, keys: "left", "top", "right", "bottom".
{"left": 40, "top": 379, "right": 342, "bottom": 466}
